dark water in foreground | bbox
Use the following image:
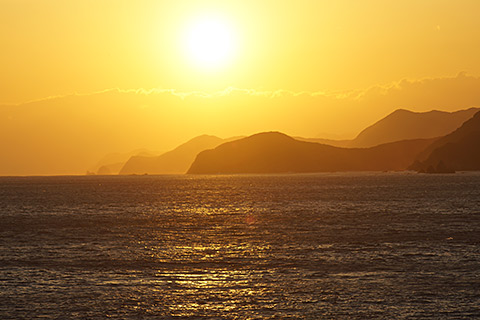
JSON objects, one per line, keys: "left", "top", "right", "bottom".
{"left": 1, "top": 173, "right": 480, "bottom": 319}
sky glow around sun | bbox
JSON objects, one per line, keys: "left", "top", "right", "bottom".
{"left": 183, "top": 15, "right": 236, "bottom": 71}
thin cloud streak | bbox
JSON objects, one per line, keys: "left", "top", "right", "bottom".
{"left": 6, "top": 72, "right": 479, "bottom": 107}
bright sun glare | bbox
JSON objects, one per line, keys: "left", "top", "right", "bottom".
{"left": 184, "top": 16, "right": 236, "bottom": 70}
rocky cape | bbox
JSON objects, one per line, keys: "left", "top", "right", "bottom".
{"left": 410, "top": 110, "right": 480, "bottom": 173}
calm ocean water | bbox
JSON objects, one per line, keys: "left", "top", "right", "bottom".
{"left": 1, "top": 173, "right": 480, "bottom": 319}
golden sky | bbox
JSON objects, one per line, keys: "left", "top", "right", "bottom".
{"left": 2, "top": 0, "right": 480, "bottom": 103}
{"left": 1, "top": 0, "right": 480, "bottom": 175}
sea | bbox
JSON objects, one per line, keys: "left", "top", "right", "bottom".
{"left": 1, "top": 173, "right": 479, "bottom": 319}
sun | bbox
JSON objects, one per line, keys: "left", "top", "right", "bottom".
{"left": 183, "top": 15, "right": 236, "bottom": 70}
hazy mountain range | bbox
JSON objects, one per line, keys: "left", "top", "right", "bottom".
{"left": 298, "top": 107, "right": 479, "bottom": 148}
{"left": 103, "top": 107, "right": 479, "bottom": 175}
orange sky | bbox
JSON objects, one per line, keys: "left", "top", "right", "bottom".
{"left": 1, "top": 0, "right": 480, "bottom": 175}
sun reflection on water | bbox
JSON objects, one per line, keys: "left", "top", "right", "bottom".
{"left": 153, "top": 269, "right": 274, "bottom": 316}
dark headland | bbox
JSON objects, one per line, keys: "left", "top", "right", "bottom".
{"left": 410, "top": 110, "right": 480, "bottom": 173}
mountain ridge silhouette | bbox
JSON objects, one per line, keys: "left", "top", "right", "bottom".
{"left": 89, "top": 108, "right": 480, "bottom": 175}
{"left": 187, "top": 132, "right": 436, "bottom": 174}
{"left": 303, "top": 107, "right": 479, "bottom": 148}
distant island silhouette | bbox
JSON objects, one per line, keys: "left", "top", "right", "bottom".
{"left": 88, "top": 149, "right": 158, "bottom": 175}
{"left": 119, "top": 135, "right": 242, "bottom": 175}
